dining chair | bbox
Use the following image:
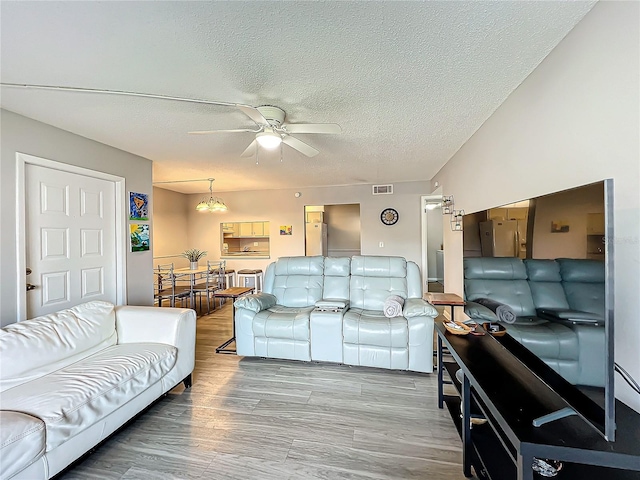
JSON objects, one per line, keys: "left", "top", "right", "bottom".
{"left": 154, "top": 263, "right": 191, "bottom": 308}
{"left": 191, "top": 260, "right": 225, "bottom": 314}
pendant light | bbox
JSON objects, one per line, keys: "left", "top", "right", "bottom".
{"left": 196, "top": 178, "right": 227, "bottom": 213}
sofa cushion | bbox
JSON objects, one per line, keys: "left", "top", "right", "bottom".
{"left": 323, "top": 257, "right": 351, "bottom": 301}
{"left": 351, "top": 255, "right": 407, "bottom": 278}
{"left": 464, "top": 257, "right": 528, "bottom": 280}
{"left": 0, "top": 301, "right": 117, "bottom": 392}
{"left": 252, "top": 306, "right": 314, "bottom": 341}
{"left": 274, "top": 256, "right": 324, "bottom": 276}
{"left": 562, "top": 283, "right": 605, "bottom": 319}
{"left": 0, "top": 343, "right": 176, "bottom": 451}
{"left": 271, "top": 274, "right": 324, "bottom": 308}
{"left": 465, "top": 278, "right": 537, "bottom": 317}
{"left": 504, "top": 322, "right": 580, "bottom": 383}
{"left": 343, "top": 309, "right": 408, "bottom": 347}
{"left": 343, "top": 343, "right": 409, "bottom": 370}
{"left": 557, "top": 258, "right": 605, "bottom": 283}
{"left": 524, "top": 259, "right": 562, "bottom": 282}
{"left": 524, "top": 261, "right": 570, "bottom": 310}
{"left": 557, "top": 259, "right": 605, "bottom": 319}
{"left": 0, "top": 411, "right": 45, "bottom": 480}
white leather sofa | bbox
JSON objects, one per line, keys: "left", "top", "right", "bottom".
{"left": 0, "top": 301, "right": 196, "bottom": 480}
{"left": 234, "top": 255, "right": 438, "bottom": 373}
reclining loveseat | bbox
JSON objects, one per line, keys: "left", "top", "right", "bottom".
{"left": 234, "top": 255, "right": 438, "bottom": 373}
{"left": 463, "top": 257, "right": 605, "bottom": 387}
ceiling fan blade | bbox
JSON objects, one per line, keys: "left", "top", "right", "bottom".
{"left": 188, "top": 128, "right": 259, "bottom": 135}
{"left": 283, "top": 123, "right": 342, "bottom": 135}
{"left": 237, "top": 105, "right": 268, "bottom": 126}
{"left": 282, "top": 135, "right": 319, "bottom": 158}
{"left": 240, "top": 139, "right": 258, "bottom": 158}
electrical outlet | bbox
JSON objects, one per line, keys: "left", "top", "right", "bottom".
{"left": 254, "top": 242, "right": 259, "bottom": 246}
{"left": 379, "top": 241, "right": 384, "bottom": 248}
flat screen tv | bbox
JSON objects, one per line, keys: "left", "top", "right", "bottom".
{"left": 462, "top": 179, "right": 615, "bottom": 440}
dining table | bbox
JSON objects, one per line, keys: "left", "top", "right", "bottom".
{"left": 173, "top": 265, "right": 210, "bottom": 309}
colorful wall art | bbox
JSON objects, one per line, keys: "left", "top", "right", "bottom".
{"left": 130, "top": 224, "right": 150, "bottom": 252}
{"left": 280, "top": 225, "right": 292, "bottom": 235}
{"left": 129, "top": 192, "right": 149, "bottom": 220}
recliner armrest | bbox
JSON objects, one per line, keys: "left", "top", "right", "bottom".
{"left": 465, "top": 301, "right": 499, "bottom": 322}
{"left": 537, "top": 308, "right": 603, "bottom": 325}
{"left": 403, "top": 298, "right": 438, "bottom": 318}
{"left": 234, "top": 293, "right": 277, "bottom": 313}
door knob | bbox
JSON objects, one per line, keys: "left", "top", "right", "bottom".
{"left": 26, "top": 283, "right": 37, "bottom": 291}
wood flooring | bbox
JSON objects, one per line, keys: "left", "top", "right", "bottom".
{"left": 57, "top": 303, "right": 469, "bottom": 479}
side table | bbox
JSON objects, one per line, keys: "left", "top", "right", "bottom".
{"left": 214, "top": 286, "right": 254, "bottom": 354}
{"left": 425, "top": 292, "right": 466, "bottom": 409}
{"left": 424, "top": 292, "right": 465, "bottom": 322}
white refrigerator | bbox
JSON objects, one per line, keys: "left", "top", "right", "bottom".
{"left": 479, "top": 220, "right": 527, "bottom": 258}
{"left": 305, "top": 223, "right": 328, "bottom": 256}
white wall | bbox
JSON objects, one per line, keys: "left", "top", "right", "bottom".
{"left": 186, "top": 181, "right": 428, "bottom": 275}
{"left": 152, "top": 186, "right": 190, "bottom": 269}
{"left": 0, "top": 110, "right": 154, "bottom": 326}
{"left": 432, "top": 2, "right": 640, "bottom": 410}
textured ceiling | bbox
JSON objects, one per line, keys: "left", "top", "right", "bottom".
{"left": 0, "top": 1, "right": 595, "bottom": 194}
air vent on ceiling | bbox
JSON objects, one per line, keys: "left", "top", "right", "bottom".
{"left": 372, "top": 184, "right": 393, "bottom": 195}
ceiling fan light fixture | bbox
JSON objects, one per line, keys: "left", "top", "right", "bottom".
{"left": 256, "top": 129, "right": 282, "bottom": 150}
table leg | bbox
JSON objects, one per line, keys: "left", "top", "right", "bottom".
{"left": 216, "top": 295, "right": 237, "bottom": 354}
{"left": 437, "top": 335, "right": 444, "bottom": 409}
{"left": 462, "top": 373, "right": 473, "bottom": 477}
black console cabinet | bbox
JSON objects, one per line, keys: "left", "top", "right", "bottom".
{"left": 435, "top": 323, "right": 640, "bottom": 480}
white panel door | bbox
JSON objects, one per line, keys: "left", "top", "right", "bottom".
{"left": 26, "top": 164, "right": 117, "bottom": 318}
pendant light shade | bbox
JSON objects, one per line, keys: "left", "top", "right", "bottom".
{"left": 196, "top": 178, "right": 227, "bottom": 213}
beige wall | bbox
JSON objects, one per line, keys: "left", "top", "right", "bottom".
{"left": 185, "top": 181, "right": 428, "bottom": 275}
{"left": 432, "top": 1, "right": 639, "bottom": 410}
{"left": 533, "top": 182, "right": 604, "bottom": 259}
{"left": 152, "top": 187, "right": 190, "bottom": 269}
{"left": 0, "top": 110, "right": 154, "bottom": 326}
{"left": 324, "top": 203, "right": 361, "bottom": 257}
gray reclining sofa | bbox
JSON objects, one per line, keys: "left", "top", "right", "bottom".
{"left": 463, "top": 257, "right": 605, "bottom": 387}
{"left": 234, "top": 255, "right": 438, "bottom": 373}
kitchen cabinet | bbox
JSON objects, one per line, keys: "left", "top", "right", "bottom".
{"left": 238, "top": 221, "right": 267, "bottom": 237}
{"left": 220, "top": 221, "right": 270, "bottom": 258}
{"left": 586, "top": 213, "right": 605, "bottom": 260}
{"left": 586, "top": 213, "right": 605, "bottom": 234}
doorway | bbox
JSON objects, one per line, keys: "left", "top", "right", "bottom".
{"left": 421, "top": 191, "right": 444, "bottom": 293}
{"left": 16, "top": 153, "right": 126, "bottom": 320}
{"left": 304, "top": 204, "right": 361, "bottom": 257}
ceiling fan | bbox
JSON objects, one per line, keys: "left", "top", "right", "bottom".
{"left": 0, "top": 83, "right": 342, "bottom": 158}
{"left": 189, "top": 105, "right": 341, "bottom": 158}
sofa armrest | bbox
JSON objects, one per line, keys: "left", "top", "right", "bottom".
{"left": 115, "top": 306, "right": 196, "bottom": 388}
{"left": 465, "top": 301, "right": 499, "bottom": 322}
{"left": 403, "top": 298, "right": 438, "bottom": 318}
{"left": 234, "top": 293, "right": 277, "bottom": 313}
{"left": 115, "top": 306, "right": 195, "bottom": 347}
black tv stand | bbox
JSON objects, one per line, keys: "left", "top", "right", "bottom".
{"left": 435, "top": 323, "right": 640, "bottom": 479}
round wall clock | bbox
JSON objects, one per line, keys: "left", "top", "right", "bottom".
{"left": 380, "top": 208, "right": 399, "bottom": 225}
